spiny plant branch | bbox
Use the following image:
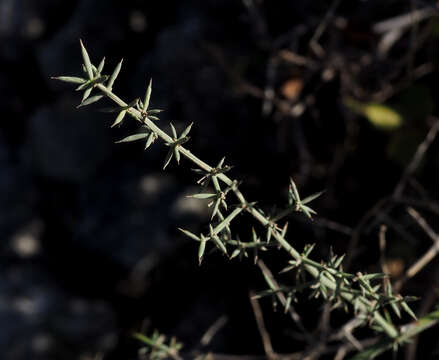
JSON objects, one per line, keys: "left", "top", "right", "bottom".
{"left": 52, "top": 40, "right": 419, "bottom": 344}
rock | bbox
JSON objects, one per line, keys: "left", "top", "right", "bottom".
{"left": 0, "top": 262, "right": 117, "bottom": 360}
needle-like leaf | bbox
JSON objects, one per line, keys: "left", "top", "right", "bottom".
{"left": 163, "top": 148, "right": 174, "bottom": 169}
{"left": 51, "top": 76, "right": 86, "bottom": 84}
{"left": 302, "top": 191, "right": 325, "bottom": 205}
{"left": 170, "top": 123, "right": 177, "bottom": 139}
{"left": 108, "top": 58, "right": 123, "bottom": 90}
{"left": 77, "top": 95, "right": 104, "bottom": 108}
{"left": 143, "top": 79, "right": 152, "bottom": 112}
{"left": 116, "top": 133, "right": 150, "bottom": 143}
{"left": 80, "top": 39, "right": 93, "bottom": 79}
{"left": 180, "top": 122, "right": 193, "bottom": 139}
{"left": 145, "top": 131, "right": 156, "bottom": 149}
{"left": 111, "top": 110, "right": 127, "bottom": 128}
{"left": 178, "top": 228, "right": 200, "bottom": 241}
{"left": 97, "top": 57, "right": 105, "bottom": 75}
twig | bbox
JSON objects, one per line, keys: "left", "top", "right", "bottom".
{"left": 262, "top": 56, "right": 278, "bottom": 116}
{"left": 394, "top": 207, "right": 439, "bottom": 291}
{"left": 345, "top": 197, "right": 390, "bottom": 269}
{"left": 277, "top": 50, "right": 317, "bottom": 68}
{"left": 372, "top": 6, "right": 438, "bottom": 34}
{"left": 393, "top": 117, "right": 439, "bottom": 198}
{"left": 407, "top": 0, "right": 420, "bottom": 80}
{"left": 249, "top": 291, "right": 276, "bottom": 359}
{"left": 379, "top": 224, "right": 389, "bottom": 280}
{"left": 309, "top": 0, "right": 342, "bottom": 57}
{"left": 256, "top": 260, "right": 315, "bottom": 345}
{"left": 200, "top": 315, "right": 228, "bottom": 346}
{"left": 242, "top": 0, "right": 271, "bottom": 48}
{"left": 369, "top": 62, "right": 434, "bottom": 102}
{"left": 308, "top": 217, "right": 353, "bottom": 236}
{"left": 407, "top": 207, "right": 438, "bottom": 243}
{"left": 371, "top": 212, "right": 418, "bottom": 246}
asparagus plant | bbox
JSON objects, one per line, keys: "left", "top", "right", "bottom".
{"left": 52, "top": 40, "right": 420, "bottom": 358}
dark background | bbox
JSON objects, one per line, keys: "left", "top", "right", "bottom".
{"left": 1, "top": 0, "right": 439, "bottom": 359}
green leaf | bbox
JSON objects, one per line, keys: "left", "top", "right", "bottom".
{"left": 198, "top": 235, "right": 207, "bottom": 265}
{"left": 111, "top": 110, "right": 127, "bottom": 128}
{"left": 170, "top": 123, "right": 177, "bottom": 139}
{"left": 301, "top": 190, "right": 325, "bottom": 205}
{"left": 75, "top": 80, "right": 92, "bottom": 91}
{"left": 401, "top": 301, "right": 417, "bottom": 321}
{"left": 75, "top": 75, "right": 108, "bottom": 91}
{"left": 108, "top": 59, "right": 123, "bottom": 89}
{"left": 363, "top": 104, "right": 402, "bottom": 130}
{"left": 77, "top": 95, "right": 103, "bottom": 108}
{"left": 361, "top": 273, "right": 387, "bottom": 281}
{"left": 80, "top": 39, "right": 93, "bottom": 79}
{"left": 300, "top": 205, "right": 313, "bottom": 218}
{"left": 163, "top": 148, "right": 173, "bottom": 169}
{"left": 211, "top": 207, "right": 243, "bottom": 236}
{"left": 174, "top": 146, "right": 181, "bottom": 164}
{"left": 210, "top": 234, "right": 227, "bottom": 255}
{"left": 143, "top": 79, "right": 152, "bottom": 112}
{"left": 303, "top": 243, "right": 315, "bottom": 257}
{"left": 180, "top": 122, "right": 193, "bottom": 139}
{"left": 230, "top": 248, "right": 241, "bottom": 259}
{"left": 211, "top": 198, "right": 221, "bottom": 220}
{"left": 289, "top": 178, "right": 300, "bottom": 202}
{"left": 189, "top": 193, "right": 217, "bottom": 199}
{"left": 175, "top": 136, "right": 190, "bottom": 145}
{"left": 97, "top": 57, "right": 105, "bottom": 75}
{"left": 390, "top": 301, "right": 401, "bottom": 318}
{"left": 266, "top": 226, "right": 272, "bottom": 243}
{"left": 82, "top": 87, "right": 92, "bottom": 102}
{"left": 116, "top": 133, "right": 149, "bottom": 143}
{"left": 145, "top": 131, "right": 156, "bottom": 149}
{"left": 51, "top": 76, "right": 86, "bottom": 84}
{"left": 217, "top": 157, "right": 225, "bottom": 168}
{"left": 345, "top": 98, "right": 403, "bottom": 131}
{"left": 333, "top": 254, "right": 345, "bottom": 268}
{"left": 178, "top": 228, "right": 200, "bottom": 241}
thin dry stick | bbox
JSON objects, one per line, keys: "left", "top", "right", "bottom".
{"left": 407, "top": 0, "right": 420, "bottom": 80}
{"left": 394, "top": 117, "right": 439, "bottom": 198}
{"left": 200, "top": 315, "right": 228, "bottom": 346}
{"left": 394, "top": 207, "right": 439, "bottom": 291}
{"left": 313, "top": 217, "right": 352, "bottom": 236}
{"left": 348, "top": 117, "right": 439, "bottom": 269}
{"left": 262, "top": 56, "right": 278, "bottom": 116}
{"left": 249, "top": 290, "right": 276, "bottom": 360}
{"left": 257, "top": 260, "right": 315, "bottom": 344}
{"left": 370, "top": 62, "right": 434, "bottom": 102}
{"left": 345, "top": 197, "right": 389, "bottom": 269}
{"left": 378, "top": 224, "right": 390, "bottom": 284}
{"left": 372, "top": 6, "right": 438, "bottom": 34}
{"left": 304, "top": 317, "right": 370, "bottom": 360}
{"left": 407, "top": 207, "right": 439, "bottom": 243}
{"left": 374, "top": 212, "right": 419, "bottom": 246}
{"left": 309, "top": 0, "right": 342, "bottom": 57}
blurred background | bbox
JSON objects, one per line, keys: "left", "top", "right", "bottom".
{"left": 1, "top": 0, "right": 439, "bottom": 359}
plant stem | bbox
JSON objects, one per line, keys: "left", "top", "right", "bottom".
{"left": 96, "top": 82, "right": 398, "bottom": 339}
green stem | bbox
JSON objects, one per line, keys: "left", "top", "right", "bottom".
{"left": 96, "top": 83, "right": 398, "bottom": 339}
